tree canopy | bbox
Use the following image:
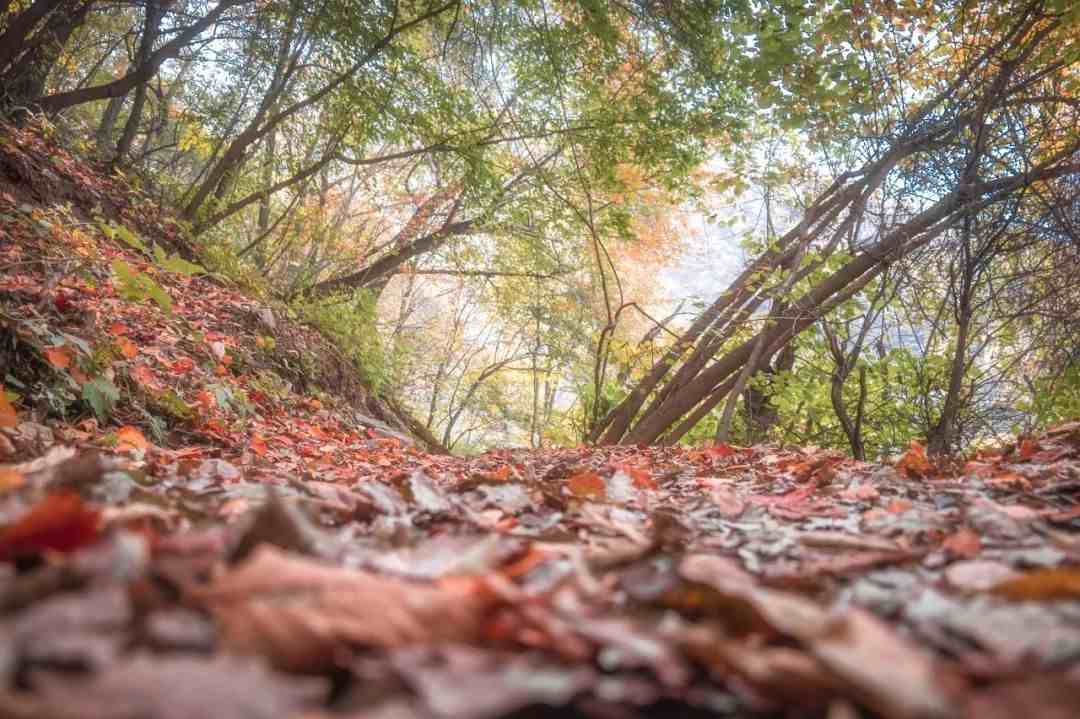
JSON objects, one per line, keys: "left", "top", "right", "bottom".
{"left": 1, "top": 0, "right": 1077, "bottom": 455}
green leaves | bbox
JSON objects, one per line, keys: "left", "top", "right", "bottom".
{"left": 153, "top": 245, "right": 205, "bottom": 277}
{"left": 112, "top": 260, "right": 173, "bottom": 314}
{"left": 82, "top": 377, "right": 120, "bottom": 422}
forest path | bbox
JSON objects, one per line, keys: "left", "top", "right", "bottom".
{"left": 3, "top": 122, "right": 1080, "bottom": 719}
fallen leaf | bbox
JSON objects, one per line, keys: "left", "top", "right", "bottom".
{"left": 0, "top": 492, "right": 101, "bottom": 560}
{"left": 193, "top": 546, "right": 492, "bottom": 671}
{"left": 28, "top": 654, "right": 325, "bottom": 719}
{"left": 710, "top": 487, "right": 746, "bottom": 518}
{"left": 45, "top": 344, "right": 74, "bottom": 369}
{"left": 115, "top": 425, "right": 150, "bottom": 451}
{"left": 945, "top": 560, "right": 1020, "bottom": 593}
{"left": 0, "top": 467, "right": 25, "bottom": 493}
{"left": 886, "top": 499, "right": 914, "bottom": 513}
{"left": 567, "top": 470, "right": 605, "bottom": 500}
{"left": 115, "top": 336, "right": 138, "bottom": 359}
{"left": 129, "top": 363, "right": 158, "bottom": 387}
{"left": 942, "top": 528, "right": 981, "bottom": 559}
{"left": 991, "top": 567, "right": 1080, "bottom": 601}
{"left": 896, "top": 440, "right": 933, "bottom": 477}
{"left": 0, "top": 387, "right": 17, "bottom": 428}
{"left": 169, "top": 357, "right": 195, "bottom": 374}
{"left": 964, "top": 673, "right": 1080, "bottom": 719}
{"left": 809, "top": 608, "right": 955, "bottom": 719}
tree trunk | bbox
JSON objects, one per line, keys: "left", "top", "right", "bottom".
{"left": 2, "top": 0, "right": 93, "bottom": 110}
{"left": 114, "top": 0, "right": 169, "bottom": 164}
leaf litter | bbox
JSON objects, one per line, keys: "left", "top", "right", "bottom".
{"left": 3, "top": 124, "right": 1080, "bottom": 717}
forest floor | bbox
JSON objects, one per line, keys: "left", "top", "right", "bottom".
{"left": 3, "top": 125, "right": 1080, "bottom": 719}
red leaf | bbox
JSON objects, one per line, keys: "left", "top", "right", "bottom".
{"left": 1017, "top": 439, "right": 1038, "bottom": 461}
{"left": 706, "top": 443, "right": 736, "bottom": 458}
{"left": 0, "top": 493, "right": 101, "bottom": 561}
{"left": 170, "top": 357, "right": 195, "bottom": 374}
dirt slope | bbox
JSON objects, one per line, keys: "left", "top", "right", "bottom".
{"left": 2, "top": 124, "right": 1080, "bottom": 719}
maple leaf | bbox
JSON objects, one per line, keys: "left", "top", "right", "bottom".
{"left": 0, "top": 492, "right": 101, "bottom": 560}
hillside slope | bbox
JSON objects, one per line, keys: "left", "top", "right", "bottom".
{"left": 2, "top": 125, "right": 1080, "bottom": 718}
{"left": 0, "top": 122, "right": 443, "bottom": 463}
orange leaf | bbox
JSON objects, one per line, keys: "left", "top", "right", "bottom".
{"left": 567, "top": 470, "right": 605, "bottom": 499}
{"left": 942, "top": 527, "right": 981, "bottom": 558}
{"left": 0, "top": 468, "right": 25, "bottom": 493}
{"left": 249, "top": 435, "right": 268, "bottom": 457}
{"left": 0, "top": 493, "right": 101, "bottom": 561}
{"left": 170, "top": 357, "right": 195, "bottom": 374}
{"left": 614, "top": 463, "right": 657, "bottom": 490}
{"left": 896, "top": 440, "right": 933, "bottom": 477}
{"left": 116, "top": 425, "right": 150, "bottom": 451}
{"left": 991, "top": 568, "right": 1080, "bottom": 601}
{"left": 44, "top": 345, "right": 74, "bottom": 369}
{"left": 0, "top": 388, "right": 17, "bottom": 429}
{"left": 116, "top": 336, "right": 138, "bottom": 359}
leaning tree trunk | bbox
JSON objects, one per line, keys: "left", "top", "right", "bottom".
{"left": 113, "top": 0, "right": 170, "bottom": 165}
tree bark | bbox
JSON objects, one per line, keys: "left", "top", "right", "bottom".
{"left": 113, "top": 0, "right": 170, "bottom": 164}
{"left": 33, "top": 0, "right": 249, "bottom": 115}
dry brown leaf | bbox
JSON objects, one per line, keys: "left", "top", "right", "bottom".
{"left": 810, "top": 608, "right": 956, "bottom": 719}
{"left": 990, "top": 567, "right": 1080, "bottom": 601}
{"left": 942, "top": 528, "right": 982, "bottom": 558}
{"left": 193, "top": 546, "right": 493, "bottom": 671}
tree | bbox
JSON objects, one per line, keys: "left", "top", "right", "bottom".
{"left": 595, "top": 1, "right": 1080, "bottom": 446}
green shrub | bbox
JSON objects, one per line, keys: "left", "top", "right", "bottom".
{"left": 291, "top": 289, "right": 390, "bottom": 393}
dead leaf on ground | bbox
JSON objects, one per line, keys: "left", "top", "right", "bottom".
{"left": 809, "top": 608, "right": 957, "bottom": 719}
{"left": 991, "top": 567, "right": 1080, "bottom": 602}
{"left": 192, "top": 546, "right": 494, "bottom": 671}
{"left": 942, "top": 528, "right": 982, "bottom": 559}
{"left": 0, "top": 493, "right": 101, "bottom": 561}
{"left": 0, "top": 387, "right": 17, "bottom": 428}
{"left": 16, "top": 654, "right": 325, "bottom": 719}
{"left": 566, "top": 470, "right": 605, "bottom": 500}
{"left": 896, "top": 441, "right": 933, "bottom": 477}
